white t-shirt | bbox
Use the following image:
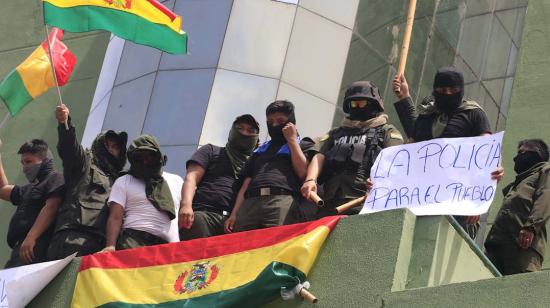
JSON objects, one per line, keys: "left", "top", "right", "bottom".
{"left": 108, "top": 172, "right": 182, "bottom": 242}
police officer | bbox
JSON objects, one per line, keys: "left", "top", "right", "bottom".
{"left": 0, "top": 139, "right": 63, "bottom": 268}
{"left": 301, "top": 81, "right": 404, "bottom": 215}
{"left": 104, "top": 135, "right": 180, "bottom": 251}
{"left": 392, "top": 67, "right": 504, "bottom": 238}
{"left": 485, "top": 139, "right": 550, "bottom": 275}
{"left": 48, "top": 104, "right": 128, "bottom": 259}
{"left": 179, "top": 115, "right": 259, "bottom": 240}
{"left": 225, "top": 100, "right": 316, "bottom": 232}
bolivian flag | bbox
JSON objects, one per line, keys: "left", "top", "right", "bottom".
{"left": 71, "top": 216, "right": 341, "bottom": 307}
{"left": 0, "top": 28, "right": 76, "bottom": 116}
{"left": 43, "top": 0, "right": 188, "bottom": 54}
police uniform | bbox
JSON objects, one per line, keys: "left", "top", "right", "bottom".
{"left": 317, "top": 81, "right": 404, "bottom": 215}
{"left": 318, "top": 124, "right": 403, "bottom": 214}
{"left": 4, "top": 159, "right": 63, "bottom": 268}
{"left": 48, "top": 121, "right": 127, "bottom": 260}
{"left": 485, "top": 162, "right": 550, "bottom": 275}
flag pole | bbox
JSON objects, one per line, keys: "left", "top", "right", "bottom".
{"left": 44, "top": 25, "right": 69, "bottom": 130}
{"left": 395, "top": 0, "right": 417, "bottom": 94}
{"left": 0, "top": 113, "right": 10, "bottom": 131}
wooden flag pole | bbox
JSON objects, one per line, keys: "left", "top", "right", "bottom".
{"left": 44, "top": 25, "right": 69, "bottom": 130}
{"left": 335, "top": 196, "right": 366, "bottom": 214}
{"left": 0, "top": 114, "right": 10, "bottom": 131}
{"left": 309, "top": 191, "right": 324, "bottom": 207}
{"left": 395, "top": 0, "right": 417, "bottom": 94}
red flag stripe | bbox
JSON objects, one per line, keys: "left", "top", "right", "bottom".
{"left": 80, "top": 216, "right": 342, "bottom": 271}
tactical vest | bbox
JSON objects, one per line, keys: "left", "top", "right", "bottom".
{"left": 321, "top": 125, "right": 387, "bottom": 201}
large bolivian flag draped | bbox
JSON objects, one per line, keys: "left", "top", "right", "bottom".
{"left": 0, "top": 28, "right": 76, "bottom": 116}
{"left": 43, "top": 0, "right": 187, "bottom": 54}
{"left": 71, "top": 216, "right": 341, "bottom": 307}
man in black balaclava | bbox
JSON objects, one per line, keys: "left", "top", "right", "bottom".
{"left": 0, "top": 139, "right": 64, "bottom": 268}
{"left": 225, "top": 100, "right": 317, "bottom": 232}
{"left": 392, "top": 67, "right": 504, "bottom": 240}
{"left": 301, "top": 81, "right": 403, "bottom": 217}
{"left": 485, "top": 139, "right": 550, "bottom": 275}
{"left": 48, "top": 104, "right": 128, "bottom": 260}
{"left": 179, "top": 114, "right": 259, "bottom": 240}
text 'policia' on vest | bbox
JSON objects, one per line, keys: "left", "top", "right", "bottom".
{"left": 302, "top": 81, "right": 403, "bottom": 216}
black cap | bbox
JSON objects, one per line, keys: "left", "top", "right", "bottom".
{"left": 104, "top": 130, "right": 128, "bottom": 147}
{"left": 234, "top": 114, "right": 260, "bottom": 132}
{"left": 343, "top": 81, "right": 384, "bottom": 113}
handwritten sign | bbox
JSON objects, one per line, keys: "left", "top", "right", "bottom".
{"left": 360, "top": 132, "right": 504, "bottom": 216}
{"left": 0, "top": 254, "right": 74, "bottom": 308}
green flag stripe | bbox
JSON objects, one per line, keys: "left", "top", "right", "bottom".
{"left": 43, "top": 2, "right": 188, "bottom": 54}
{"left": 98, "top": 262, "right": 306, "bottom": 308}
{"left": 0, "top": 70, "right": 33, "bottom": 116}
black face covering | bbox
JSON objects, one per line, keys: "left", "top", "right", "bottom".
{"left": 432, "top": 67, "right": 464, "bottom": 114}
{"left": 348, "top": 105, "right": 379, "bottom": 121}
{"left": 268, "top": 123, "right": 287, "bottom": 144}
{"left": 266, "top": 100, "right": 296, "bottom": 144}
{"left": 513, "top": 151, "right": 544, "bottom": 174}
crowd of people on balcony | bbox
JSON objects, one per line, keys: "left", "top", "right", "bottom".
{"left": 2, "top": 67, "right": 549, "bottom": 276}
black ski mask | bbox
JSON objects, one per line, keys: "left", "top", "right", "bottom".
{"left": 348, "top": 101, "right": 380, "bottom": 121}
{"left": 432, "top": 67, "right": 464, "bottom": 114}
{"left": 266, "top": 100, "right": 296, "bottom": 144}
{"left": 513, "top": 151, "right": 544, "bottom": 174}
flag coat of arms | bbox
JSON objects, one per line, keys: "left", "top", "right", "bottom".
{"left": 71, "top": 216, "right": 341, "bottom": 307}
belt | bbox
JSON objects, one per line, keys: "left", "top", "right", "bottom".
{"left": 193, "top": 204, "right": 229, "bottom": 216}
{"left": 123, "top": 228, "right": 167, "bottom": 245}
{"left": 245, "top": 187, "right": 295, "bottom": 198}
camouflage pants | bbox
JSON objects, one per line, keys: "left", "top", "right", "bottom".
{"left": 179, "top": 210, "right": 226, "bottom": 241}
{"left": 4, "top": 239, "right": 49, "bottom": 269}
{"left": 116, "top": 228, "right": 167, "bottom": 251}
{"left": 47, "top": 229, "right": 105, "bottom": 260}
{"left": 486, "top": 243, "right": 542, "bottom": 275}
{"left": 233, "top": 195, "right": 300, "bottom": 232}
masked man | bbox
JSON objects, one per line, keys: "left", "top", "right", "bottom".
{"left": 0, "top": 139, "right": 63, "bottom": 267}
{"left": 48, "top": 104, "right": 128, "bottom": 259}
{"left": 485, "top": 139, "right": 550, "bottom": 275}
{"left": 225, "top": 100, "right": 316, "bottom": 232}
{"left": 301, "top": 81, "right": 403, "bottom": 216}
{"left": 179, "top": 115, "right": 259, "bottom": 240}
{"left": 103, "top": 135, "right": 181, "bottom": 251}
{"left": 392, "top": 67, "right": 504, "bottom": 239}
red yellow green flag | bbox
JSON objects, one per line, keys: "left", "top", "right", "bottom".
{"left": 71, "top": 216, "right": 342, "bottom": 307}
{"left": 0, "top": 28, "right": 76, "bottom": 116}
{"left": 43, "top": 0, "right": 188, "bottom": 54}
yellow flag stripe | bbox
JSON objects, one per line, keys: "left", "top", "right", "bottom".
{"left": 15, "top": 46, "right": 55, "bottom": 99}
{"left": 72, "top": 225, "right": 330, "bottom": 307}
{"left": 43, "top": 0, "right": 182, "bottom": 33}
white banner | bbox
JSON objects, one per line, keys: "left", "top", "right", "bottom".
{"left": 360, "top": 132, "right": 504, "bottom": 216}
{"left": 0, "top": 254, "right": 75, "bottom": 308}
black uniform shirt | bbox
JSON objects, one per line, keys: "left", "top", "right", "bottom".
{"left": 7, "top": 171, "right": 64, "bottom": 248}
{"left": 187, "top": 144, "right": 237, "bottom": 213}
{"left": 242, "top": 138, "right": 316, "bottom": 194}
{"left": 394, "top": 97, "right": 492, "bottom": 141}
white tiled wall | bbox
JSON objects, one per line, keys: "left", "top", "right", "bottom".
{"left": 281, "top": 8, "right": 353, "bottom": 104}
{"left": 84, "top": 0, "right": 359, "bottom": 177}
